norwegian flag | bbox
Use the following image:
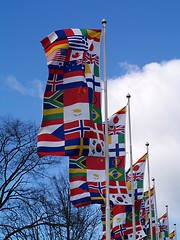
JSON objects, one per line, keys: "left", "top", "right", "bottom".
{"left": 46, "top": 70, "right": 63, "bottom": 92}
{"left": 88, "top": 181, "right": 106, "bottom": 204}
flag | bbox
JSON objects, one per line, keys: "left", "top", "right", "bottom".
{"left": 112, "top": 200, "right": 146, "bottom": 240}
{"left": 159, "top": 213, "right": 169, "bottom": 240}
{"left": 126, "top": 153, "right": 147, "bottom": 201}
{"left": 111, "top": 154, "right": 147, "bottom": 239}
{"left": 37, "top": 28, "right": 105, "bottom": 158}
{"left": 69, "top": 156, "right": 106, "bottom": 207}
{"left": 169, "top": 230, "right": 175, "bottom": 240}
{"left": 140, "top": 187, "right": 157, "bottom": 240}
{"left": 108, "top": 107, "right": 132, "bottom": 205}
{"left": 69, "top": 106, "right": 132, "bottom": 207}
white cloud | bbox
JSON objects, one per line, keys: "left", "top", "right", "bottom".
{"left": 103, "top": 59, "right": 180, "bottom": 228}
{"left": 6, "top": 75, "right": 44, "bottom": 98}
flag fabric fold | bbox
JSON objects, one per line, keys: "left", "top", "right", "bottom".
{"left": 37, "top": 28, "right": 105, "bottom": 158}
{"left": 111, "top": 153, "right": 147, "bottom": 240}
{"left": 140, "top": 187, "right": 157, "bottom": 240}
{"left": 169, "top": 230, "right": 175, "bottom": 240}
{"left": 69, "top": 106, "right": 132, "bottom": 207}
{"left": 159, "top": 213, "right": 169, "bottom": 240}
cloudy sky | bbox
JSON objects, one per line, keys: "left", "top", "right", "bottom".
{"left": 1, "top": 0, "right": 180, "bottom": 237}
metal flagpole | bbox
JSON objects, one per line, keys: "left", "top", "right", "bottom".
{"left": 174, "top": 224, "right": 177, "bottom": 240}
{"left": 145, "top": 142, "right": 153, "bottom": 240}
{"left": 126, "top": 93, "right": 136, "bottom": 240}
{"left": 102, "top": 18, "right": 110, "bottom": 240}
{"left": 152, "top": 178, "right": 159, "bottom": 240}
{"left": 166, "top": 205, "right": 170, "bottom": 237}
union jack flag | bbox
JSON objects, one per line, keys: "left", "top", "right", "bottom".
{"left": 108, "top": 124, "right": 125, "bottom": 135}
{"left": 126, "top": 172, "right": 144, "bottom": 182}
{"left": 85, "top": 52, "right": 99, "bottom": 66}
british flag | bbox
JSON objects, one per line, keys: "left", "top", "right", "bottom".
{"left": 108, "top": 124, "right": 125, "bottom": 135}
{"left": 85, "top": 52, "right": 99, "bottom": 66}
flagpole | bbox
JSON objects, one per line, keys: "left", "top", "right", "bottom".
{"left": 126, "top": 93, "right": 136, "bottom": 240}
{"left": 166, "top": 205, "right": 170, "bottom": 237}
{"left": 174, "top": 224, "right": 177, "bottom": 240}
{"left": 146, "top": 142, "right": 153, "bottom": 240}
{"left": 102, "top": 18, "right": 110, "bottom": 240}
{"left": 152, "top": 177, "right": 159, "bottom": 240}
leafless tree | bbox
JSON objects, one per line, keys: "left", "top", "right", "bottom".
{"left": 0, "top": 116, "right": 102, "bottom": 239}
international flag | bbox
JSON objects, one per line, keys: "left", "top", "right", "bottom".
{"left": 126, "top": 153, "right": 147, "bottom": 201}
{"left": 158, "top": 213, "right": 169, "bottom": 240}
{"left": 37, "top": 28, "right": 105, "bottom": 158}
{"left": 69, "top": 156, "right": 106, "bottom": 207}
{"left": 112, "top": 200, "right": 146, "bottom": 240}
{"left": 140, "top": 187, "right": 157, "bottom": 240}
{"left": 111, "top": 154, "right": 147, "bottom": 239}
{"left": 69, "top": 106, "right": 132, "bottom": 207}
{"left": 169, "top": 230, "right": 175, "bottom": 240}
{"left": 108, "top": 106, "right": 132, "bottom": 205}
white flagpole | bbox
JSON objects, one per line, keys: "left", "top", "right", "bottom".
{"left": 126, "top": 93, "right": 136, "bottom": 240}
{"left": 146, "top": 142, "right": 153, "bottom": 240}
{"left": 166, "top": 205, "right": 170, "bottom": 237}
{"left": 174, "top": 224, "right": 177, "bottom": 240}
{"left": 102, "top": 18, "right": 110, "bottom": 240}
{"left": 152, "top": 177, "right": 159, "bottom": 240}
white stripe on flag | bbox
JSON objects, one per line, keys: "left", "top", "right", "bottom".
{"left": 37, "top": 141, "right": 65, "bottom": 148}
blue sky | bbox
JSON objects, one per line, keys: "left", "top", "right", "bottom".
{"left": 1, "top": 0, "right": 180, "bottom": 237}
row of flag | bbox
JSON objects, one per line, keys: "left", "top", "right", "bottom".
{"left": 37, "top": 27, "right": 177, "bottom": 239}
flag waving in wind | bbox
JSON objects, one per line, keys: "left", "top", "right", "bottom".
{"left": 159, "top": 212, "right": 169, "bottom": 240}
{"left": 140, "top": 187, "right": 157, "bottom": 240}
{"left": 37, "top": 28, "right": 104, "bottom": 158}
{"left": 169, "top": 230, "right": 175, "bottom": 240}
{"left": 69, "top": 106, "right": 132, "bottom": 207}
{"left": 111, "top": 153, "right": 147, "bottom": 240}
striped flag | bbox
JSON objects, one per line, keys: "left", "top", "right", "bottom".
{"left": 111, "top": 154, "right": 147, "bottom": 240}
{"left": 159, "top": 213, "right": 169, "bottom": 240}
{"left": 37, "top": 28, "right": 104, "bottom": 158}
{"left": 126, "top": 153, "right": 147, "bottom": 201}
{"left": 69, "top": 106, "right": 132, "bottom": 207}
{"left": 169, "top": 230, "right": 175, "bottom": 240}
{"left": 140, "top": 187, "right": 157, "bottom": 240}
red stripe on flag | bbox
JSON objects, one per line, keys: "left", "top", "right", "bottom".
{"left": 49, "top": 69, "right": 63, "bottom": 75}
{"left": 64, "top": 28, "right": 74, "bottom": 36}
{"left": 38, "top": 134, "right": 63, "bottom": 142}
{"left": 70, "top": 188, "right": 88, "bottom": 196}
{"left": 41, "top": 37, "right": 51, "bottom": 49}
{"left": 38, "top": 151, "right": 65, "bottom": 157}
{"left": 70, "top": 176, "right": 86, "bottom": 182}
{"left": 65, "top": 132, "right": 80, "bottom": 141}
{"left": 45, "top": 39, "right": 69, "bottom": 53}
{"left": 63, "top": 70, "right": 85, "bottom": 78}
{"left": 41, "top": 119, "right": 63, "bottom": 127}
